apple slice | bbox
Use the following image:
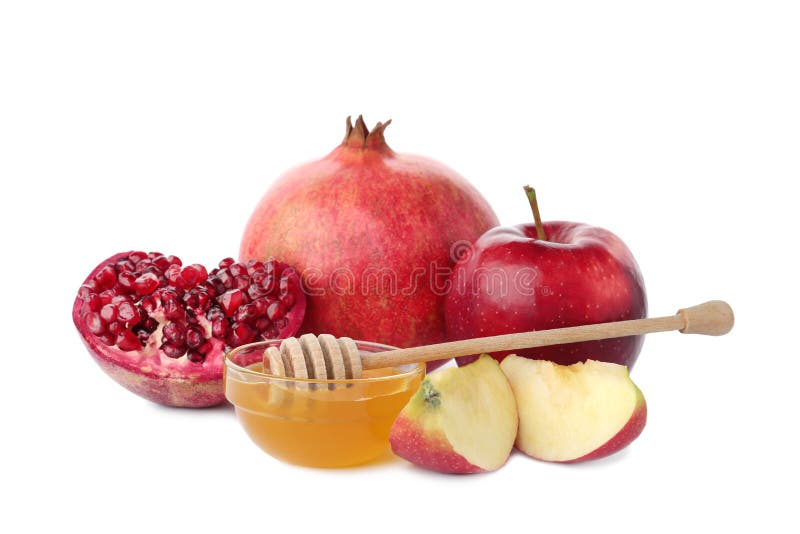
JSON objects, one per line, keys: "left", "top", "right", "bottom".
{"left": 389, "top": 355, "right": 518, "bottom": 473}
{"left": 500, "top": 355, "right": 646, "bottom": 463}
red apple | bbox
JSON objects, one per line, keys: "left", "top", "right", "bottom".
{"left": 445, "top": 188, "right": 646, "bottom": 368}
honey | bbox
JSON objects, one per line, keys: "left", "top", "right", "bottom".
{"left": 225, "top": 362, "right": 424, "bottom": 467}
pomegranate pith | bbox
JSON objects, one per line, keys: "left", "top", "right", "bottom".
{"left": 73, "top": 251, "right": 307, "bottom": 407}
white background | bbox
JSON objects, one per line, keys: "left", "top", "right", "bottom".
{"left": 1, "top": 1, "right": 798, "bottom": 532}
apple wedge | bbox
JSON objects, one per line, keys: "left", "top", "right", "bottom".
{"left": 389, "top": 355, "right": 518, "bottom": 473}
{"left": 500, "top": 355, "right": 646, "bottom": 463}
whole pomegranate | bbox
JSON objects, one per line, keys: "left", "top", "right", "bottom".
{"left": 240, "top": 116, "right": 498, "bottom": 369}
{"left": 73, "top": 251, "right": 306, "bottom": 407}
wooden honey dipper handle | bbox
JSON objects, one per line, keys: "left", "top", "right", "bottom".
{"left": 361, "top": 300, "right": 734, "bottom": 370}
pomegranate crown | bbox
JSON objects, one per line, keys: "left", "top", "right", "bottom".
{"left": 342, "top": 115, "right": 392, "bottom": 150}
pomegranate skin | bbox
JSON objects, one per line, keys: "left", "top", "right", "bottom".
{"left": 240, "top": 117, "right": 498, "bottom": 370}
{"left": 76, "top": 331, "right": 225, "bottom": 407}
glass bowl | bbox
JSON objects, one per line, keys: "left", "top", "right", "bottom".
{"left": 224, "top": 339, "right": 425, "bottom": 468}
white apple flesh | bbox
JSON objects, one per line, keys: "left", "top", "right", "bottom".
{"left": 500, "top": 355, "right": 647, "bottom": 463}
{"left": 389, "top": 355, "right": 518, "bottom": 473}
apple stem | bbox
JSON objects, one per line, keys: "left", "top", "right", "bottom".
{"left": 524, "top": 185, "right": 547, "bottom": 240}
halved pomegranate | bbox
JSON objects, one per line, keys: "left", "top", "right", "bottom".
{"left": 72, "top": 251, "right": 307, "bottom": 407}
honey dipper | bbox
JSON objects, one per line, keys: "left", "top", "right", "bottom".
{"left": 263, "top": 300, "right": 734, "bottom": 379}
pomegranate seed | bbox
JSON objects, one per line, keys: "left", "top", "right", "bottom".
{"left": 139, "top": 294, "right": 157, "bottom": 313}
{"left": 116, "top": 258, "right": 135, "bottom": 273}
{"left": 207, "top": 277, "right": 225, "bottom": 295}
{"left": 247, "top": 261, "right": 264, "bottom": 275}
{"left": 116, "top": 329, "right": 141, "bottom": 351}
{"left": 267, "top": 301, "right": 286, "bottom": 321}
{"left": 254, "top": 317, "right": 271, "bottom": 332}
{"left": 163, "top": 299, "right": 186, "bottom": 322}
{"left": 206, "top": 307, "right": 224, "bottom": 321}
{"left": 134, "top": 272, "right": 159, "bottom": 295}
{"left": 228, "top": 322, "right": 255, "bottom": 345}
{"left": 217, "top": 269, "right": 233, "bottom": 289}
{"left": 250, "top": 270, "right": 266, "bottom": 285}
{"left": 111, "top": 294, "right": 132, "bottom": 306}
{"left": 99, "top": 289, "right": 116, "bottom": 304}
{"left": 117, "top": 271, "right": 136, "bottom": 292}
{"left": 181, "top": 264, "right": 207, "bottom": 286}
{"left": 172, "top": 289, "right": 187, "bottom": 302}
{"left": 152, "top": 255, "right": 170, "bottom": 270}
{"left": 185, "top": 308, "right": 199, "bottom": 325}
{"left": 264, "top": 260, "right": 277, "bottom": 276}
{"left": 183, "top": 292, "right": 199, "bottom": 309}
{"left": 141, "top": 265, "right": 164, "bottom": 280}
{"left": 141, "top": 316, "right": 158, "bottom": 332}
{"left": 211, "top": 318, "right": 228, "bottom": 338}
{"left": 195, "top": 290, "right": 211, "bottom": 310}
{"left": 247, "top": 285, "right": 264, "bottom": 301}
{"left": 187, "top": 350, "right": 205, "bottom": 363}
{"left": 201, "top": 280, "right": 217, "bottom": 297}
{"left": 94, "top": 264, "right": 117, "bottom": 290}
{"left": 237, "top": 303, "right": 260, "bottom": 324}
{"left": 159, "top": 288, "right": 179, "bottom": 305}
{"left": 161, "top": 343, "right": 185, "bottom": 358}
{"left": 129, "top": 251, "right": 148, "bottom": 264}
{"left": 253, "top": 298, "right": 268, "bottom": 315}
{"left": 219, "top": 258, "right": 234, "bottom": 269}
{"left": 107, "top": 321, "right": 123, "bottom": 335}
{"left": 117, "top": 301, "right": 140, "bottom": 326}
{"left": 274, "top": 318, "right": 288, "bottom": 330}
{"left": 83, "top": 294, "right": 102, "bottom": 313}
{"left": 98, "top": 332, "right": 116, "bottom": 346}
{"left": 165, "top": 264, "right": 182, "bottom": 284}
{"left": 186, "top": 327, "right": 204, "bottom": 349}
{"left": 280, "top": 292, "right": 295, "bottom": 308}
{"left": 136, "top": 259, "right": 152, "bottom": 271}
{"left": 265, "top": 325, "right": 280, "bottom": 339}
{"left": 84, "top": 312, "right": 105, "bottom": 335}
{"left": 78, "top": 284, "right": 95, "bottom": 298}
{"left": 261, "top": 275, "right": 277, "bottom": 294}
{"left": 233, "top": 275, "right": 250, "bottom": 291}
{"left": 219, "top": 289, "right": 244, "bottom": 317}
{"left": 279, "top": 271, "right": 297, "bottom": 294}
{"left": 165, "top": 255, "right": 182, "bottom": 267}
{"left": 100, "top": 303, "right": 118, "bottom": 323}
{"left": 162, "top": 321, "right": 186, "bottom": 346}
{"left": 229, "top": 263, "right": 247, "bottom": 277}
